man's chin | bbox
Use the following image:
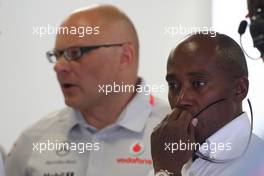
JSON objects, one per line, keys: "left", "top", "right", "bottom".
{"left": 64, "top": 98, "right": 80, "bottom": 108}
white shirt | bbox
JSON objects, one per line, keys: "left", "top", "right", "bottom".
{"left": 5, "top": 83, "right": 170, "bottom": 176}
{"left": 183, "top": 112, "right": 253, "bottom": 176}
{"left": 151, "top": 113, "right": 263, "bottom": 176}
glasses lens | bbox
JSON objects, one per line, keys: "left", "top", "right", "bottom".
{"left": 64, "top": 47, "right": 82, "bottom": 60}
{"left": 46, "top": 51, "right": 57, "bottom": 63}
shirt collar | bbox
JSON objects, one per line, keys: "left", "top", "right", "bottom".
{"left": 116, "top": 80, "right": 153, "bottom": 133}
{"left": 54, "top": 107, "right": 81, "bottom": 136}
{"left": 66, "top": 79, "right": 154, "bottom": 134}
{"left": 64, "top": 108, "right": 98, "bottom": 138}
{"left": 198, "top": 112, "right": 251, "bottom": 160}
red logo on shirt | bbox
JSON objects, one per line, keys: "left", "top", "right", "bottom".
{"left": 132, "top": 143, "right": 141, "bottom": 153}
{"left": 149, "top": 95, "right": 155, "bottom": 106}
{"left": 116, "top": 157, "right": 152, "bottom": 165}
{"left": 130, "top": 142, "right": 144, "bottom": 156}
{"left": 116, "top": 142, "right": 152, "bottom": 165}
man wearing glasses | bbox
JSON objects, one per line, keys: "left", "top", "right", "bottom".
{"left": 5, "top": 4, "right": 169, "bottom": 176}
{"left": 151, "top": 32, "right": 263, "bottom": 176}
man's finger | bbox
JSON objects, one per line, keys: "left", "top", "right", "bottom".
{"left": 175, "top": 110, "right": 193, "bottom": 130}
{"left": 170, "top": 108, "right": 183, "bottom": 121}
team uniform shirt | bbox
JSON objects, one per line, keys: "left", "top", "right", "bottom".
{"left": 231, "top": 140, "right": 264, "bottom": 176}
{"left": 149, "top": 112, "right": 263, "bottom": 176}
{"left": 182, "top": 112, "right": 263, "bottom": 176}
{"left": 5, "top": 84, "right": 170, "bottom": 176}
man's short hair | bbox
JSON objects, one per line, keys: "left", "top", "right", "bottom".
{"left": 169, "top": 32, "right": 249, "bottom": 78}
{"left": 213, "top": 33, "right": 248, "bottom": 78}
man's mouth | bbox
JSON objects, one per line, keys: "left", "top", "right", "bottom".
{"left": 62, "top": 83, "right": 77, "bottom": 89}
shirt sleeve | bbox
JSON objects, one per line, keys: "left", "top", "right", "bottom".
{"left": 5, "top": 133, "right": 33, "bottom": 176}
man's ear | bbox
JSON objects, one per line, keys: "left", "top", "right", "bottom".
{"left": 234, "top": 76, "right": 249, "bottom": 102}
{"left": 119, "top": 43, "right": 134, "bottom": 70}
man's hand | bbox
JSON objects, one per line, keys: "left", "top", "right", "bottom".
{"left": 151, "top": 108, "right": 198, "bottom": 175}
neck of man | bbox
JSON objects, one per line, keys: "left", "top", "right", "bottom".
{"left": 197, "top": 106, "right": 243, "bottom": 144}
{"left": 80, "top": 78, "right": 139, "bottom": 130}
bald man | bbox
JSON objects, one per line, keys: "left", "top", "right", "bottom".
{"left": 5, "top": 5, "right": 169, "bottom": 176}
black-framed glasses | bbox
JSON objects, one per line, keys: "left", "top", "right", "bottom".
{"left": 46, "top": 43, "right": 125, "bottom": 63}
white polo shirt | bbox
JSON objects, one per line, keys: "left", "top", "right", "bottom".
{"left": 5, "top": 87, "right": 170, "bottom": 176}
{"left": 182, "top": 112, "right": 263, "bottom": 176}
{"left": 149, "top": 113, "right": 263, "bottom": 176}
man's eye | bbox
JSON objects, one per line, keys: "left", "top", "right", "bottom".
{"left": 192, "top": 81, "right": 206, "bottom": 88}
{"left": 168, "top": 82, "right": 179, "bottom": 89}
{"left": 64, "top": 48, "right": 82, "bottom": 60}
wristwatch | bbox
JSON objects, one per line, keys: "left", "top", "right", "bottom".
{"left": 155, "top": 169, "right": 174, "bottom": 176}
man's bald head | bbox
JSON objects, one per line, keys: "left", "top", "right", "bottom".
{"left": 59, "top": 4, "right": 139, "bottom": 61}
{"left": 168, "top": 32, "right": 248, "bottom": 79}
{"left": 53, "top": 5, "right": 141, "bottom": 110}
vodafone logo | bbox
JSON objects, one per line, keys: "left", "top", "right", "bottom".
{"left": 130, "top": 142, "right": 144, "bottom": 156}
{"left": 116, "top": 142, "right": 152, "bottom": 165}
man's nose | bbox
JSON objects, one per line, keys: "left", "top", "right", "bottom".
{"left": 175, "top": 87, "right": 194, "bottom": 110}
{"left": 53, "top": 58, "right": 71, "bottom": 74}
